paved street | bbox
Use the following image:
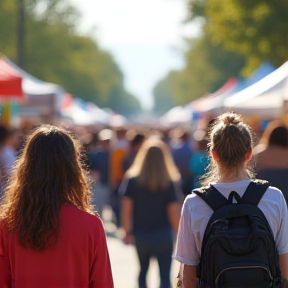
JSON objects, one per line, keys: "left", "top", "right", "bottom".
{"left": 103, "top": 208, "right": 180, "bottom": 288}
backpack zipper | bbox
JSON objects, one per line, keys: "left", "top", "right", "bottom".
{"left": 215, "top": 265, "right": 272, "bottom": 285}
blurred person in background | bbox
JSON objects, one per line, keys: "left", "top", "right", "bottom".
{"left": 0, "top": 125, "right": 113, "bottom": 288}
{"left": 254, "top": 120, "right": 288, "bottom": 203}
{"left": 113, "top": 127, "right": 129, "bottom": 150}
{"left": 122, "top": 129, "right": 146, "bottom": 172}
{"left": 169, "top": 127, "right": 193, "bottom": 196}
{"left": 78, "top": 132, "right": 94, "bottom": 168}
{"left": 88, "top": 128, "right": 113, "bottom": 219}
{"left": 85, "top": 131, "right": 100, "bottom": 154}
{"left": 120, "top": 138, "right": 181, "bottom": 288}
{"left": 0, "top": 125, "right": 10, "bottom": 200}
{"left": 0, "top": 128, "right": 21, "bottom": 173}
{"left": 110, "top": 127, "right": 129, "bottom": 227}
{"left": 189, "top": 130, "right": 209, "bottom": 190}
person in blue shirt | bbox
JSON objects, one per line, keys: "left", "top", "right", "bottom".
{"left": 169, "top": 128, "right": 193, "bottom": 196}
{"left": 88, "top": 129, "right": 113, "bottom": 219}
{"left": 189, "top": 132, "right": 209, "bottom": 190}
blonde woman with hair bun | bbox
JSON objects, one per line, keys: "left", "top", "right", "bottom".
{"left": 174, "top": 112, "right": 288, "bottom": 288}
{"left": 119, "top": 137, "right": 181, "bottom": 288}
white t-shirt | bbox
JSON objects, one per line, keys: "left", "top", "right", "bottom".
{"left": 174, "top": 180, "right": 288, "bottom": 266}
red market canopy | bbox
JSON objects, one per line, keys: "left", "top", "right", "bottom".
{"left": 0, "top": 57, "right": 23, "bottom": 98}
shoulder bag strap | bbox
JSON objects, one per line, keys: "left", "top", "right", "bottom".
{"left": 193, "top": 185, "right": 230, "bottom": 212}
{"left": 241, "top": 180, "right": 270, "bottom": 206}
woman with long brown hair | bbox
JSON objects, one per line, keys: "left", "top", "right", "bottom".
{"left": 0, "top": 125, "right": 113, "bottom": 288}
{"left": 120, "top": 137, "right": 181, "bottom": 288}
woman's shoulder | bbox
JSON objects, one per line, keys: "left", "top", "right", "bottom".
{"left": 61, "top": 204, "right": 103, "bottom": 226}
{"left": 183, "top": 190, "right": 213, "bottom": 212}
{"left": 0, "top": 219, "right": 7, "bottom": 233}
{"left": 263, "top": 185, "right": 286, "bottom": 201}
{"left": 122, "top": 176, "right": 138, "bottom": 189}
{"left": 184, "top": 181, "right": 283, "bottom": 207}
{"left": 122, "top": 176, "right": 138, "bottom": 184}
{"left": 256, "top": 146, "right": 288, "bottom": 168}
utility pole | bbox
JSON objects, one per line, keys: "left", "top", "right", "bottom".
{"left": 17, "top": 0, "right": 25, "bottom": 68}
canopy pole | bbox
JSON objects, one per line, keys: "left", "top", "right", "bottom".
{"left": 17, "top": 0, "right": 25, "bottom": 69}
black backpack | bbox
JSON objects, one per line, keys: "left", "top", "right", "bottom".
{"left": 193, "top": 180, "right": 281, "bottom": 288}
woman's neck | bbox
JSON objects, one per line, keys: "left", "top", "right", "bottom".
{"left": 218, "top": 168, "right": 250, "bottom": 183}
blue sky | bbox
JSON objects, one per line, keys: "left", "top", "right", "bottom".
{"left": 70, "top": 0, "right": 201, "bottom": 110}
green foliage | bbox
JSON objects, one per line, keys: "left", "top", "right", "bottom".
{"left": 190, "top": 0, "right": 288, "bottom": 74}
{"left": 186, "top": 0, "right": 207, "bottom": 21}
{"left": 0, "top": 0, "right": 141, "bottom": 116}
{"left": 182, "top": 36, "right": 245, "bottom": 99}
{"left": 153, "top": 0, "right": 288, "bottom": 112}
{"left": 0, "top": 1, "right": 17, "bottom": 59}
{"left": 153, "top": 71, "right": 178, "bottom": 115}
{"left": 153, "top": 35, "right": 245, "bottom": 113}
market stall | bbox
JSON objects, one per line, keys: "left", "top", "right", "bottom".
{"left": 224, "top": 61, "right": 288, "bottom": 118}
{"left": 5, "top": 58, "right": 65, "bottom": 118}
{"left": 0, "top": 57, "right": 24, "bottom": 124}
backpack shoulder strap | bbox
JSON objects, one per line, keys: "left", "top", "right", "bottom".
{"left": 241, "top": 179, "right": 270, "bottom": 206}
{"left": 193, "top": 185, "right": 229, "bottom": 212}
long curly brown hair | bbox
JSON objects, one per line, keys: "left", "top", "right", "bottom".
{"left": 0, "top": 125, "right": 93, "bottom": 251}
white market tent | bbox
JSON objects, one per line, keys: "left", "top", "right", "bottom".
{"left": 224, "top": 61, "right": 288, "bottom": 117}
{"left": 62, "top": 99, "right": 110, "bottom": 126}
{"left": 62, "top": 104, "right": 99, "bottom": 126}
{"left": 7, "top": 59, "right": 65, "bottom": 116}
{"left": 86, "top": 102, "right": 110, "bottom": 124}
{"left": 188, "top": 77, "right": 238, "bottom": 114}
{"left": 22, "top": 76, "right": 65, "bottom": 116}
{"left": 160, "top": 106, "right": 192, "bottom": 126}
{"left": 22, "top": 74, "right": 63, "bottom": 96}
{"left": 187, "top": 62, "right": 275, "bottom": 117}
{"left": 109, "top": 114, "right": 127, "bottom": 127}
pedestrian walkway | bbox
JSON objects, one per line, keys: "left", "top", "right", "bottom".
{"left": 103, "top": 207, "right": 180, "bottom": 288}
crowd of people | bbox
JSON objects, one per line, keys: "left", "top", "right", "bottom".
{"left": 0, "top": 112, "right": 288, "bottom": 288}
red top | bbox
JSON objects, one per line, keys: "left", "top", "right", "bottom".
{"left": 0, "top": 204, "right": 114, "bottom": 288}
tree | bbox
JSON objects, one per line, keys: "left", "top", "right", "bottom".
{"left": 153, "top": 71, "right": 178, "bottom": 115}
{"left": 188, "top": 0, "right": 288, "bottom": 74}
{"left": 0, "top": 1, "right": 18, "bottom": 60}
{"left": 153, "top": 0, "right": 287, "bottom": 110}
{"left": 152, "top": 35, "right": 245, "bottom": 111}
{"left": 0, "top": 0, "right": 141, "bottom": 116}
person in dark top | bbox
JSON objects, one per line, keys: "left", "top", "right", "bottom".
{"left": 169, "top": 128, "right": 193, "bottom": 196}
{"left": 120, "top": 137, "right": 181, "bottom": 288}
{"left": 88, "top": 129, "right": 113, "bottom": 219}
{"left": 254, "top": 120, "right": 288, "bottom": 203}
{"left": 0, "top": 125, "right": 9, "bottom": 200}
{"left": 122, "top": 130, "right": 146, "bottom": 172}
